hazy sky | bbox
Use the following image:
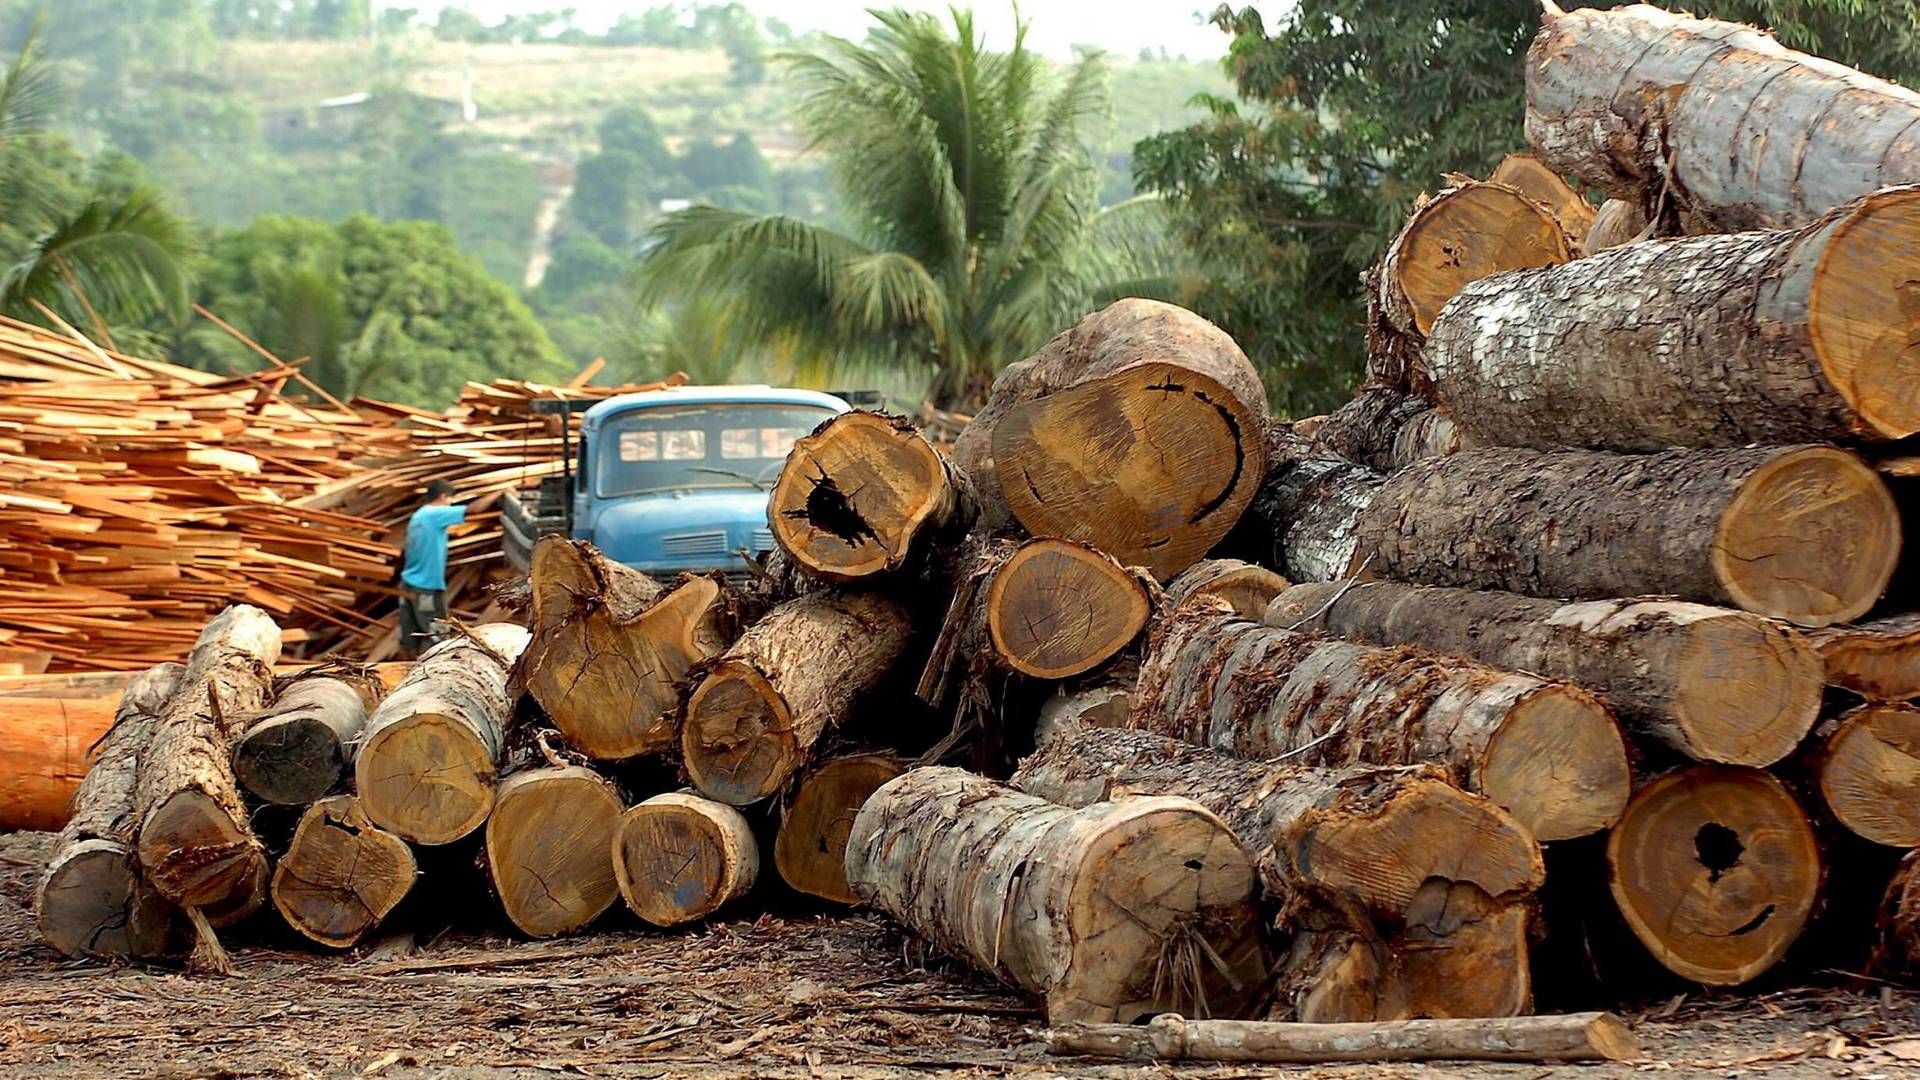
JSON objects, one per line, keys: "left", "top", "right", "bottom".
{"left": 402, "top": 2, "right": 1241, "bottom": 60}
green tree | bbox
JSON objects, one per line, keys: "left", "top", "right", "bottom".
{"left": 598, "top": 106, "right": 675, "bottom": 175}
{"left": 190, "top": 214, "right": 568, "bottom": 404}
{"left": 635, "top": 8, "right": 1188, "bottom": 406}
{"left": 1136, "top": 0, "right": 1920, "bottom": 416}
{"left": 570, "top": 148, "right": 648, "bottom": 248}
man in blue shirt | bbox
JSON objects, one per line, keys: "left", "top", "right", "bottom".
{"left": 398, "top": 480, "right": 468, "bottom": 658}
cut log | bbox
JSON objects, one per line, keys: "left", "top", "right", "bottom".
{"left": 1266, "top": 581, "right": 1822, "bottom": 767}
{"left": 987, "top": 538, "right": 1151, "bottom": 679}
{"left": 1488, "top": 152, "right": 1597, "bottom": 242}
{"left": 133, "top": 605, "right": 283, "bottom": 910}
{"left": 1033, "top": 683, "right": 1132, "bottom": 746}
{"left": 1129, "top": 603, "right": 1630, "bottom": 842}
{"left": 36, "top": 663, "right": 184, "bottom": 959}
{"left": 354, "top": 623, "right": 531, "bottom": 845}
{"left": 1045, "top": 1011, "right": 1638, "bottom": 1064}
{"left": 1262, "top": 443, "right": 1898, "bottom": 629}
{"left": 950, "top": 298, "right": 1269, "bottom": 581}
{"left": 1311, "top": 388, "right": 1462, "bottom": 474}
{"left": 231, "top": 676, "right": 370, "bottom": 805}
{"left": 1804, "top": 614, "right": 1920, "bottom": 702}
{"left": 1583, "top": 199, "right": 1647, "bottom": 252}
{"left": 1421, "top": 188, "right": 1920, "bottom": 449}
{"left": 769, "top": 411, "right": 973, "bottom": 582}
{"left": 1874, "top": 849, "right": 1920, "bottom": 979}
{"left": 1607, "top": 765, "right": 1822, "bottom": 986}
{"left": 485, "top": 765, "right": 624, "bottom": 937}
{"left": 682, "top": 590, "right": 912, "bottom": 806}
{"left": 1011, "top": 726, "right": 1543, "bottom": 925}
{"left": 845, "top": 767, "right": 1268, "bottom": 1024}
{"left": 613, "top": 791, "right": 758, "bottom": 926}
{"left": 773, "top": 753, "right": 903, "bottom": 904}
{"left": 1165, "top": 559, "right": 1288, "bottom": 620}
{"left": 1810, "top": 704, "right": 1920, "bottom": 848}
{"left": 269, "top": 795, "right": 416, "bottom": 949}
{"left": 1367, "top": 181, "right": 1573, "bottom": 390}
{"left": 520, "top": 537, "right": 731, "bottom": 760}
{"left": 1527, "top": 3, "right": 1920, "bottom": 231}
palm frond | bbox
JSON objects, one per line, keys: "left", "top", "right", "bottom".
{"left": 1, "top": 186, "right": 193, "bottom": 330}
{"left": 0, "top": 20, "right": 59, "bottom": 143}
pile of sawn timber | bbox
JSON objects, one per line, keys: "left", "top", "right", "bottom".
{"left": 32, "top": 0, "right": 1920, "bottom": 1029}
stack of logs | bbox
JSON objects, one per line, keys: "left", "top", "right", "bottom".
{"left": 31, "top": 0, "right": 1920, "bottom": 1029}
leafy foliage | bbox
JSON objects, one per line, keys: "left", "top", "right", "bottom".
{"left": 1137, "top": 0, "right": 1920, "bottom": 417}
{"left": 635, "top": 8, "right": 1193, "bottom": 407}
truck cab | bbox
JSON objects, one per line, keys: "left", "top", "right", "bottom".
{"left": 502, "top": 386, "right": 851, "bottom": 579}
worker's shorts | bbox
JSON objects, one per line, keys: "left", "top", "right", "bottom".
{"left": 398, "top": 589, "right": 446, "bottom": 659}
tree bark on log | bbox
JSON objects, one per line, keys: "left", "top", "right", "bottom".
{"left": 1804, "top": 614, "right": 1920, "bottom": 702}
{"left": 1311, "top": 389, "right": 1462, "bottom": 474}
{"left": 36, "top": 663, "right": 184, "bottom": 959}
{"left": 613, "top": 791, "right": 758, "bottom": 926}
{"left": 683, "top": 590, "right": 912, "bottom": 806}
{"left": 1011, "top": 726, "right": 1543, "bottom": 926}
{"left": 270, "top": 795, "right": 415, "bottom": 949}
{"left": 1165, "top": 559, "right": 1288, "bottom": 620}
{"left": 354, "top": 623, "right": 531, "bottom": 845}
{"left": 1489, "top": 152, "right": 1597, "bottom": 242}
{"left": 845, "top": 767, "right": 1268, "bottom": 1024}
{"left": 1808, "top": 704, "right": 1920, "bottom": 848}
{"left": 987, "top": 538, "right": 1151, "bottom": 679}
{"left": 1367, "top": 181, "right": 1573, "bottom": 391}
{"left": 1129, "top": 603, "right": 1630, "bottom": 842}
{"left": 1264, "top": 443, "right": 1898, "bottom": 628}
{"left": 950, "top": 298, "right": 1269, "bottom": 581}
{"left": 1421, "top": 188, "right": 1920, "bottom": 448}
{"left": 1046, "top": 1012, "right": 1638, "bottom": 1064}
{"left": 133, "top": 605, "right": 283, "bottom": 911}
{"left": 1607, "top": 765, "right": 1822, "bottom": 986}
{"left": 231, "top": 675, "right": 371, "bottom": 806}
{"left": 773, "top": 753, "right": 903, "bottom": 904}
{"left": 1526, "top": 3, "right": 1920, "bottom": 231}
{"left": 520, "top": 538, "right": 731, "bottom": 761}
{"left": 769, "top": 411, "right": 973, "bottom": 582}
{"left": 485, "top": 765, "right": 624, "bottom": 937}
{"left": 1266, "top": 581, "right": 1823, "bottom": 767}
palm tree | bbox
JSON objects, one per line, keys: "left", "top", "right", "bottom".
{"left": 632, "top": 8, "right": 1190, "bottom": 407}
{"left": 0, "top": 23, "right": 193, "bottom": 343}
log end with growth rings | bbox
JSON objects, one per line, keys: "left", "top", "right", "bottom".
{"left": 38, "top": 840, "right": 179, "bottom": 959}
{"left": 613, "top": 792, "right": 759, "bottom": 927}
{"left": 1710, "top": 446, "right": 1898, "bottom": 627}
{"left": 1809, "top": 187, "right": 1920, "bottom": 440}
{"left": 231, "top": 714, "right": 347, "bottom": 806}
{"left": 770, "top": 412, "right": 955, "bottom": 581}
{"left": 354, "top": 712, "right": 497, "bottom": 846}
{"left": 1389, "top": 181, "right": 1574, "bottom": 335}
{"left": 1669, "top": 611, "right": 1823, "bottom": 766}
{"left": 1608, "top": 766, "right": 1822, "bottom": 986}
{"left": 987, "top": 538, "right": 1152, "bottom": 679}
{"left": 682, "top": 661, "right": 795, "bottom": 806}
{"left": 137, "top": 789, "right": 267, "bottom": 909}
{"left": 1477, "top": 684, "right": 1631, "bottom": 842}
{"left": 1817, "top": 704, "right": 1920, "bottom": 848}
{"left": 270, "top": 795, "right": 416, "bottom": 949}
{"left": 774, "top": 754, "right": 903, "bottom": 904}
{"left": 486, "top": 767, "right": 625, "bottom": 937}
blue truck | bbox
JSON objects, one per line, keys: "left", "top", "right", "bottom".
{"left": 501, "top": 385, "right": 857, "bottom": 579}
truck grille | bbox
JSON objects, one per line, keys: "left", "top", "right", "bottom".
{"left": 752, "top": 527, "right": 775, "bottom": 554}
{"left": 660, "top": 531, "right": 730, "bottom": 558}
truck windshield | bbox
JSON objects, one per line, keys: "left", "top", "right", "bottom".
{"left": 595, "top": 403, "right": 837, "bottom": 497}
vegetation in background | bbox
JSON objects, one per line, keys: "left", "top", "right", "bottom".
{"left": 1138, "top": 0, "right": 1920, "bottom": 417}
{"left": 635, "top": 8, "right": 1192, "bottom": 408}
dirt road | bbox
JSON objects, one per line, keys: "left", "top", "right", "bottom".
{"left": 1, "top": 830, "right": 1915, "bottom": 1079}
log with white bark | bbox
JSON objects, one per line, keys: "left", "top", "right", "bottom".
{"left": 354, "top": 623, "right": 531, "bottom": 845}
{"left": 1255, "top": 440, "right": 1900, "bottom": 629}
{"left": 769, "top": 411, "right": 974, "bottom": 582}
{"left": 951, "top": 298, "right": 1269, "bottom": 581}
{"left": 1046, "top": 1012, "right": 1638, "bottom": 1064}
{"left": 133, "top": 606, "right": 283, "bottom": 911}
{"left": 1527, "top": 2, "right": 1920, "bottom": 231}
{"left": 845, "top": 767, "right": 1268, "bottom": 1024}
{"left": 231, "top": 674, "right": 372, "bottom": 806}
{"left": 1311, "top": 388, "right": 1462, "bottom": 474}
{"left": 682, "top": 590, "right": 912, "bottom": 806}
{"left": 36, "top": 663, "right": 184, "bottom": 959}
{"left": 1128, "top": 602, "right": 1630, "bottom": 842}
{"left": 1267, "top": 581, "right": 1823, "bottom": 767}
{"left": 1011, "top": 726, "right": 1543, "bottom": 927}
{"left": 520, "top": 538, "right": 731, "bottom": 760}
{"left": 1608, "top": 765, "right": 1822, "bottom": 986}
{"left": 1420, "top": 188, "right": 1920, "bottom": 449}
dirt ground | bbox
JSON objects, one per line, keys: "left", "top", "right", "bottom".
{"left": 3, "top": 830, "right": 1918, "bottom": 1080}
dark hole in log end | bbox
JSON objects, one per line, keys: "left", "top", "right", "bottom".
{"left": 1695, "top": 822, "right": 1744, "bottom": 883}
